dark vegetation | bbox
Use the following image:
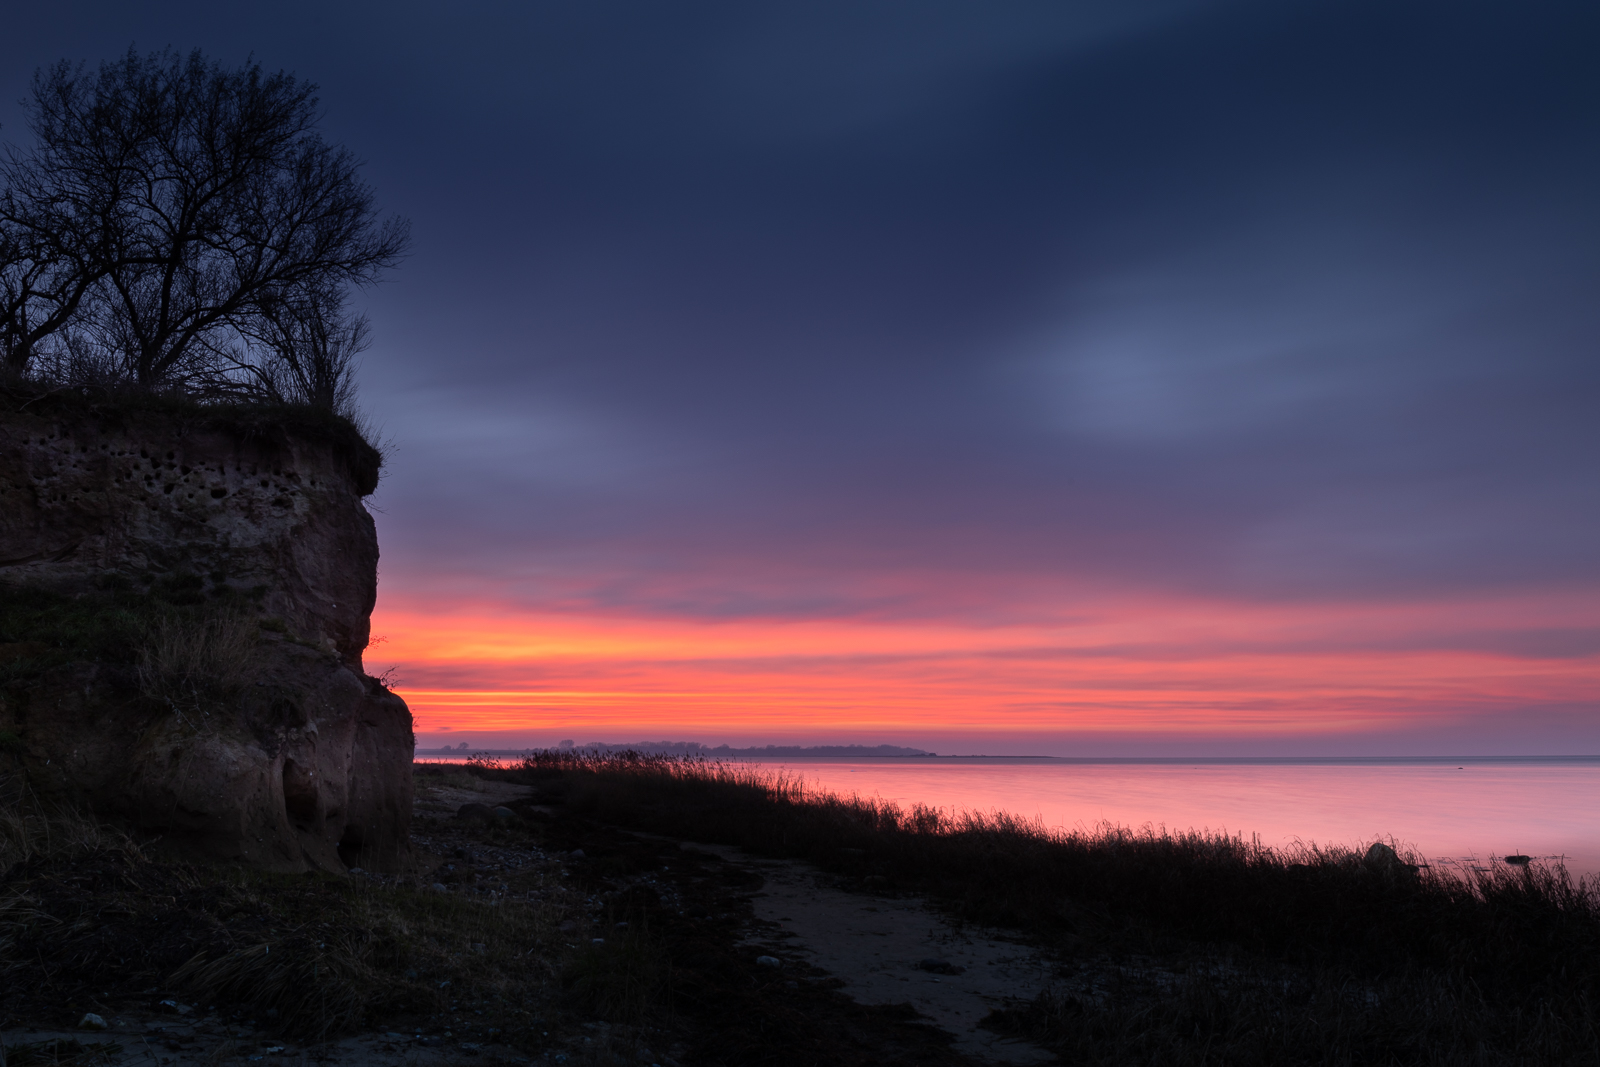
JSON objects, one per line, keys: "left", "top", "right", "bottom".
{"left": 0, "top": 378, "right": 385, "bottom": 495}
{"left": 477, "top": 751, "right": 1600, "bottom": 1066}
{"left": 0, "top": 579, "right": 269, "bottom": 694}
{"left": 0, "top": 779, "right": 558, "bottom": 1050}
{"left": 0, "top": 763, "right": 972, "bottom": 1066}
{"left": 5, "top": 749, "right": 1597, "bottom": 1064}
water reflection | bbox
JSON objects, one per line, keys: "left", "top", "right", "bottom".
{"left": 757, "top": 759, "right": 1600, "bottom": 875}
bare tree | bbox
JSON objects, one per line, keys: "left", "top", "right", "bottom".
{"left": 239, "top": 283, "right": 369, "bottom": 415}
{"left": 0, "top": 47, "right": 407, "bottom": 393}
{"left": 0, "top": 181, "right": 113, "bottom": 375}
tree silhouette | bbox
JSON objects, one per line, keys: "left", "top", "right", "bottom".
{"left": 0, "top": 47, "right": 408, "bottom": 407}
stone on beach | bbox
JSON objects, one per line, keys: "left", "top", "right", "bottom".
{"left": 917, "top": 958, "right": 966, "bottom": 975}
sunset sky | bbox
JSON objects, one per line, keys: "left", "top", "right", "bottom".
{"left": 8, "top": 2, "right": 1597, "bottom": 754}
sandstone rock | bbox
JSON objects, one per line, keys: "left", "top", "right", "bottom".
{"left": 0, "top": 397, "right": 412, "bottom": 872}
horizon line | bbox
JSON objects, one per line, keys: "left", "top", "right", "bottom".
{"left": 412, "top": 747, "right": 1600, "bottom": 764}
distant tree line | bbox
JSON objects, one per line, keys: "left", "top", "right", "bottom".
{"left": 0, "top": 47, "right": 408, "bottom": 416}
{"left": 484, "top": 741, "right": 937, "bottom": 757}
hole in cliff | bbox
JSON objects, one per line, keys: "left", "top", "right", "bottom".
{"left": 283, "top": 760, "right": 319, "bottom": 828}
{"left": 272, "top": 698, "right": 307, "bottom": 726}
{"left": 337, "top": 825, "right": 365, "bottom": 868}
{"left": 210, "top": 488, "right": 227, "bottom": 499}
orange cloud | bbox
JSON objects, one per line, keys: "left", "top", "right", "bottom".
{"left": 368, "top": 589, "right": 1598, "bottom": 745}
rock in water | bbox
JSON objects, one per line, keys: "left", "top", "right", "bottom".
{"left": 1363, "top": 842, "right": 1416, "bottom": 876}
{"left": 0, "top": 399, "right": 413, "bottom": 872}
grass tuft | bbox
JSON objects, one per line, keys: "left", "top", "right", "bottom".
{"left": 560, "top": 917, "right": 673, "bottom": 1026}
{"left": 0, "top": 774, "right": 142, "bottom": 870}
{"left": 136, "top": 611, "right": 263, "bottom": 709}
{"left": 169, "top": 940, "right": 376, "bottom": 1042}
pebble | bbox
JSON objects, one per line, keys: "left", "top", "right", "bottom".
{"left": 917, "top": 957, "right": 966, "bottom": 975}
{"left": 756, "top": 956, "right": 782, "bottom": 968}
{"left": 79, "top": 1012, "right": 108, "bottom": 1030}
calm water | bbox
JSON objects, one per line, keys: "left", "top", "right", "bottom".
{"left": 753, "top": 759, "right": 1600, "bottom": 875}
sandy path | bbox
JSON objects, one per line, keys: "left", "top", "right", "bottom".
{"left": 693, "top": 844, "right": 1058, "bottom": 1065}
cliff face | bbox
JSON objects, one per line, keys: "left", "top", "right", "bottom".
{"left": 0, "top": 399, "right": 413, "bottom": 872}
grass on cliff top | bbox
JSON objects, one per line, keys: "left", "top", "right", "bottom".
{"left": 471, "top": 750, "right": 1600, "bottom": 1065}
{"left": 0, "top": 377, "right": 382, "bottom": 494}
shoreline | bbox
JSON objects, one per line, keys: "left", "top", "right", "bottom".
{"left": 3, "top": 754, "right": 1598, "bottom": 1065}
{"left": 418, "top": 751, "right": 1600, "bottom": 765}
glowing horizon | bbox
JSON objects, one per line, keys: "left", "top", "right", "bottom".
{"left": 370, "top": 587, "right": 1599, "bottom": 754}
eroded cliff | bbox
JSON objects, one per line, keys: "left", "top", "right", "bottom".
{"left": 0, "top": 394, "right": 413, "bottom": 872}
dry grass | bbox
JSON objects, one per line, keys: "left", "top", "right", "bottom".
{"left": 560, "top": 915, "right": 673, "bottom": 1028}
{"left": 0, "top": 774, "right": 140, "bottom": 870}
{"left": 136, "top": 611, "right": 263, "bottom": 709}
{"left": 161, "top": 871, "right": 568, "bottom": 1041}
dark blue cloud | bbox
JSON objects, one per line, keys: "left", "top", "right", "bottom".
{"left": 5, "top": 0, "right": 1597, "bottom": 618}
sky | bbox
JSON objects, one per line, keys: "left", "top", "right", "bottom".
{"left": 5, "top": 1, "right": 1597, "bottom": 754}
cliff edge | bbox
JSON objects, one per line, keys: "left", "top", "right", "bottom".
{"left": 0, "top": 393, "right": 413, "bottom": 872}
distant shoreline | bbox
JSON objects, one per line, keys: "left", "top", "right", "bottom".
{"left": 413, "top": 750, "right": 1600, "bottom": 766}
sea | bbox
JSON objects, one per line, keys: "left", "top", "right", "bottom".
{"left": 420, "top": 753, "right": 1600, "bottom": 876}
{"left": 755, "top": 757, "right": 1600, "bottom": 875}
